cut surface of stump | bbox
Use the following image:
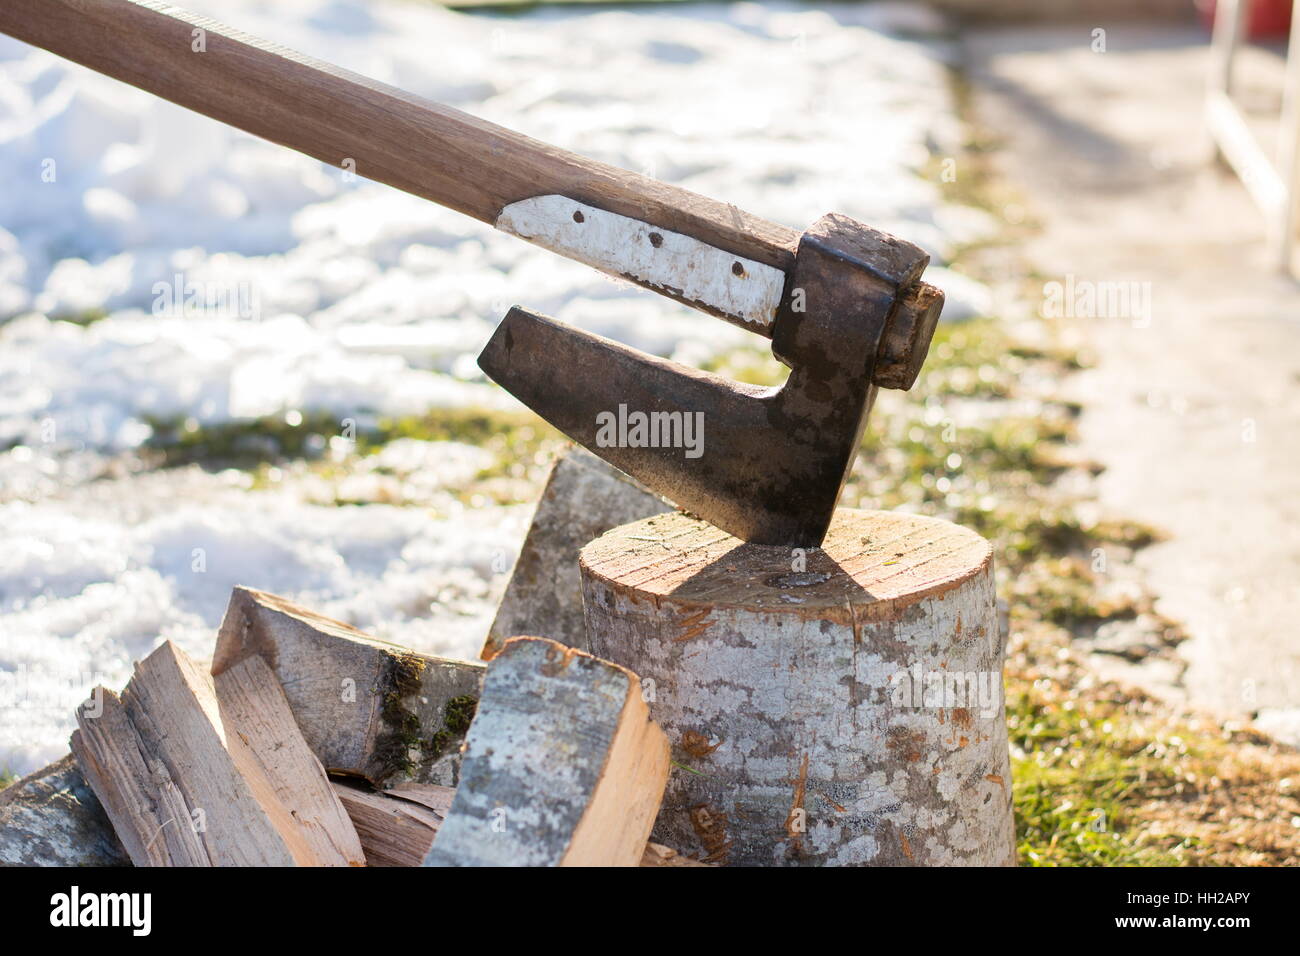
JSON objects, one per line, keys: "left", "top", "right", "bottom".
{"left": 213, "top": 587, "right": 484, "bottom": 787}
{"left": 423, "top": 637, "right": 670, "bottom": 867}
{"left": 579, "top": 508, "right": 1014, "bottom": 867}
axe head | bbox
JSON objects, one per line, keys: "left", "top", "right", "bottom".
{"left": 478, "top": 213, "right": 943, "bottom": 548}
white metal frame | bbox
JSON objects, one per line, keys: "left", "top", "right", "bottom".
{"left": 1207, "top": 0, "right": 1300, "bottom": 271}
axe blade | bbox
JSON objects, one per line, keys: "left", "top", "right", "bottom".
{"left": 478, "top": 307, "right": 864, "bottom": 547}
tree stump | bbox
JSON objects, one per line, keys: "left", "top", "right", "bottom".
{"left": 579, "top": 508, "right": 1015, "bottom": 867}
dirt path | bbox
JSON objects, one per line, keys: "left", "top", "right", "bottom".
{"left": 965, "top": 22, "right": 1300, "bottom": 740}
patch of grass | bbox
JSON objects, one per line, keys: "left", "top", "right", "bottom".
{"left": 1007, "top": 618, "right": 1300, "bottom": 866}
{"left": 375, "top": 410, "right": 564, "bottom": 491}
{"left": 932, "top": 66, "right": 1041, "bottom": 252}
{"left": 1035, "top": 562, "right": 1138, "bottom": 629}
{"left": 51, "top": 308, "right": 110, "bottom": 327}
{"left": 842, "top": 320, "right": 1120, "bottom": 574}
{"left": 0, "top": 768, "right": 15, "bottom": 790}
{"left": 146, "top": 409, "right": 345, "bottom": 467}
{"left": 145, "top": 406, "right": 566, "bottom": 506}
{"left": 1009, "top": 682, "right": 1191, "bottom": 866}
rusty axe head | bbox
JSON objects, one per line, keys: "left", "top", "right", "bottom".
{"left": 478, "top": 213, "right": 943, "bottom": 548}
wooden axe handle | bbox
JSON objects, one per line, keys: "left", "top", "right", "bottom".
{"left": 1, "top": 0, "right": 800, "bottom": 331}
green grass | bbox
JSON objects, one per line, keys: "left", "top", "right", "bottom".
{"left": 1008, "top": 685, "right": 1191, "bottom": 866}
{"left": 143, "top": 406, "right": 565, "bottom": 505}
{"left": 1005, "top": 633, "right": 1300, "bottom": 866}
{"left": 145, "top": 407, "right": 557, "bottom": 469}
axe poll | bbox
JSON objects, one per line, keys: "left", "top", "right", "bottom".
{"left": 1, "top": 0, "right": 945, "bottom": 547}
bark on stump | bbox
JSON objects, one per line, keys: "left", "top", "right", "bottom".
{"left": 579, "top": 508, "right": 1015, "bottom": 867}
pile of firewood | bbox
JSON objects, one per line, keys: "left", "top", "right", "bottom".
{"left": 70, "top": 586, "right": 701, "bottom": 867}
{"left": 4, "top": 448, "right": 1014, "bottom": 867}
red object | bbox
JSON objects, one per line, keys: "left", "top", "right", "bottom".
{"left": 1199, "top": 0, "right": 1293, "bottom": 39}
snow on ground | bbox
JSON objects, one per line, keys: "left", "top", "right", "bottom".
{"left": 0, "top": 0, "right": 981, "bottom": 772}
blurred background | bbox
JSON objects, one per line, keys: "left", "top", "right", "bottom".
{"left": 1, "top": 0, "right": 1297, "bottom": 864}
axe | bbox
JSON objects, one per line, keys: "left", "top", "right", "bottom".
{"left": 2, "top": 0, "right": 944, "bottom": 547}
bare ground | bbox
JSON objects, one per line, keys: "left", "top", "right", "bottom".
{"left": 963, "top": 21, "right": 1300, "bottom": 739}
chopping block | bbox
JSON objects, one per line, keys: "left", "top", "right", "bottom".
{"left": 578, "top": 508, "right": 1015, "bottom": 867}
